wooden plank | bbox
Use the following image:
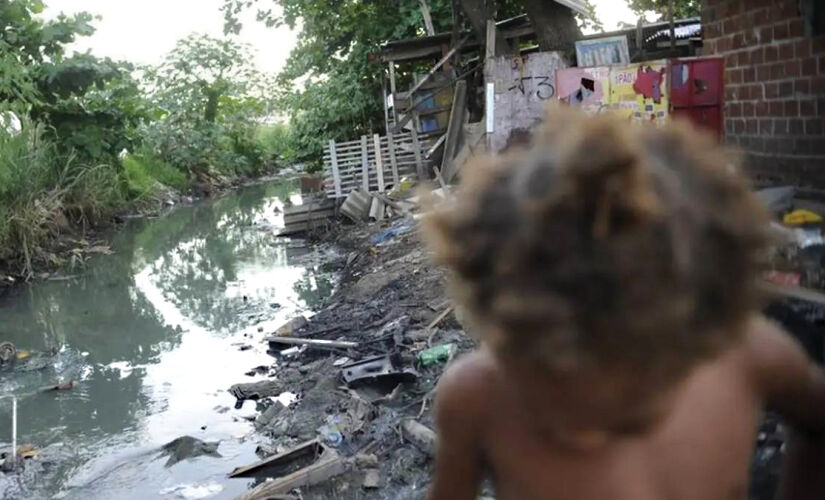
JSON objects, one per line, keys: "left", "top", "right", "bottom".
{"left": 486, "top": 19, "right": 497, "bottom": 60}
{"left": 406, "top": 36, "right": 469, "bottom": 98}
{"left": 360, "top": 135, "right": 369, "bottom": 192}
{"left": 382, "top": 73, "right": 391, "bottom": 135}
{"left": 426, "top": 134, "right": 446, "bottom": 159}
{"left": 433, "top": 166, "right": 447, "bottom": 191}
{"left": 441, "top": 79, "right": 467, "bottom": 183}
{"left": 283, "top": 198, "right": 335, "bottom": 215}
{"left": 411, "top": 128, "right": 425, "bottom": 180}
{"left": 387, "top": 134, "right": 399, "bottom": 187}
{"left": 329, "top": 140, "right": 342, "bottom": 198}
{"left": 418, "top": 0, "right": 436, "bottom": 36}
{"left": 283, "top": 210, "right": 336, "bottom": 223}
{"left": 389, "top": 62, "right": 398, "bottom": 125}
{"left": 373, "top": 134, "right": 386, "bottom": 192}
{"left": 266, "top": 335, "right": 358, "bottom": 349}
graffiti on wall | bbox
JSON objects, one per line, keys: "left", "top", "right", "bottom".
{"left": 485, "top": 52, "right": 567, "bottom": 152}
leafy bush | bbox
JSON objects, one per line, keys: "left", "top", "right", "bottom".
{"left": 255, "top": 122, "right": 296, "bottom": 168}
{"left": 123, "top": 151, "right": 188, "bottom": 196}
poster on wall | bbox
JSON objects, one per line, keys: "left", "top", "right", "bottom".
{"left": 607, "top": 60, "right": 669, "bottom": 126}
{"left": 575, "top": 36, "right": 630, "bottom": 67}
{"left": 556, "top": 66, "right": 610, "bottom": 114}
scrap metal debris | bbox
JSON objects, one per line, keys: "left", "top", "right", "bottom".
{"left": 232, "top": 440, "right": 347, "bottom": 500}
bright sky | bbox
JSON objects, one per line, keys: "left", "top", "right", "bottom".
{"left": 44, "top": 0, "right": 640, "bottom": 74}
{"left": 589, "top": 0, "right": 642, "bottom": 31}
{"left": 43, "top": 0, "right": 297, "bottom": 74}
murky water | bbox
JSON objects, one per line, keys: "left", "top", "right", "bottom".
{"left": 0, "top": 179, "right": 337, "bottom": 499}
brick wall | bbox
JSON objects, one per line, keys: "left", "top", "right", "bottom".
{"left": 702, "top": 0, "right": 825, "bottom": 187}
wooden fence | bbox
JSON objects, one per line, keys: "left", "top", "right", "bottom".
{"left": 324, "top": 131, "right": 434, "bottom": 199}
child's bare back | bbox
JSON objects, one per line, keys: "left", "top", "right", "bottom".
{"left": 422, "top": 107, "right": 825, "bottom": 499}
{"left": 431, "top": 320, "right": 825, "bottom": 500}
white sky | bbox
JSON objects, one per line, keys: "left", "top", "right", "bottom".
{"left": 44, "top": 0, "right": 640, "bottom": 74}
{"left": 589, "top": 0, "right": 642, "bottom": 31}
{"left": 43, "top": 0, "right": 297, "bottom": 74}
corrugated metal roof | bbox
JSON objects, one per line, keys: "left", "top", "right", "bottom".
{"left": 553, "top": 0, "right": 590, "bottom": 17}
{"left": 646, "top": 23, "right": 702, "bottom": 42}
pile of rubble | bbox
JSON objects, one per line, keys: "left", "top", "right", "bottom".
{"left": 751, "top": 187, "right": 825, "bottom": 500}
{"left": 228, "top": 204, "right": 480, "bottom": 499}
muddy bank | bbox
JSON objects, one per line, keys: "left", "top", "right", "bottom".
{"left": 231, "top": 217, "right": 476, "bottom": 499}
{"left": 0, "top": 168, "right": 300, "bottom": 289}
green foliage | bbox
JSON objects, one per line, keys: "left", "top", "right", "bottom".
{"left": 0, "top": 1, "right": 152, "bottom": 274}
{"left": 255, "top": 122, "right": 296, "bottom": 167}
{"left": 0, "top": 121, "right": 55, "bottom": 204}
{"left": 579, "top": 0, "right": 604, "bottom": 32}
{"left": 627, "top": 0, "right": 701, "bottom": 20}
{"left": 35, "top": 55, "right": 149, "bottom": 162}
{"left": 123, "top": 151, "right": 188, "bottom": 196}
{"left": 141, "top": 34, "right": 273, "bottom": 176}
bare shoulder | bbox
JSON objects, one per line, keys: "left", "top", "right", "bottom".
{"left": 743, "top": 315, "right": 813, "bottom": 387}
{"left": 743, "top": 315, "right": 825, "bottom": 431}
{"left": 434, "top": 349, "right": 501, "bottom": 432}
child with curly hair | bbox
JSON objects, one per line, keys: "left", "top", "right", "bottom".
{"left": 423, "top": 106, "right": 825, "bottom": 500}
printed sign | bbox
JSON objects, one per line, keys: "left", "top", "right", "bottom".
{"left": 608, "top": 60, "right": 669, "bottom": 126}
{"left": 575, "top": 35, "right": 630, "bottom": 67}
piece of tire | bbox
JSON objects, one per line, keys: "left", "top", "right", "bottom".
{"left": 0, "top": 341, "right": 16, "bottom": 365}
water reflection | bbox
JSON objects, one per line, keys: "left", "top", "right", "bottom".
{"left": 0, "top": 179, "right": 336, "bottom": 499}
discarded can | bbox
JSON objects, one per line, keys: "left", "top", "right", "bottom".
{"left": 417, "top": 344, "right": 457, "bottom": 367}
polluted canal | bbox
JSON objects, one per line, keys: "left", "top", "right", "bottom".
{"left": 0, "top": 179, "right": 339, "bottom": 499}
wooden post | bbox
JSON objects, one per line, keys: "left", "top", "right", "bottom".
{"left": 486, "top": 19, "right": 497, "bottom": 60}
{"left": 329, "top": 140, "right": 342, "bottom": 198}
{"left": 636, "top": 17, "right": 644, "bottom": 60}
{"left": 373, "top": 134, "right": 386, "bottom": 192}
{"left": 411, "top": 128, "right": 425, "bottom": 180}
{"left": 418, "top": 0, "right": 436, "bottom": 36}
{"left": 387, "top": 133, "right": 400, "bottom": 187}
{"left": 441, "top": 80, "right": 467, "bottom": 183}
{"left": 450, "top": 0, "right": 462, "bottom": 69}
{"left": 669, "top": 0, "right": 676, "bottom": 52}
{"left": 388, "top": 62, "right": 398, "bottom": 125}
{"left": 381, "top": 74, "right": 391, "bottom": 135}
{"left": 11, "top": 397, "right": 16, "bottom": 465}
{"left": 360, "top": 135, "right": 370, "bottom": 192}
{"left": 485, "top": 82, "right": 495, "bottom": 153}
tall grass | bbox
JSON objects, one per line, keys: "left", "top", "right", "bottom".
{"left": 123, "top": 150, "right": 188, "bottom": 196}
{"left": 0, "top": 124, "right": 153, "bottom": 277}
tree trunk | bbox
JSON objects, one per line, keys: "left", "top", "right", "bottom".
{"left": 458, "top": 0, "right": 510, "bottom": 56}
{"left": 204, "top": 88, "right": 220, "bottom": 123}
{"left": 522, "top": 0, "right": 581, "bottom": 53}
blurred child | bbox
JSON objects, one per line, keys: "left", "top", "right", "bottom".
{"left": 423, "top": 106, "right": 825, "bottom": 500}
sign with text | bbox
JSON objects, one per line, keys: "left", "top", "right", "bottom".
{"left": 575, "top": 35, "right": 630, "bottom": 67}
